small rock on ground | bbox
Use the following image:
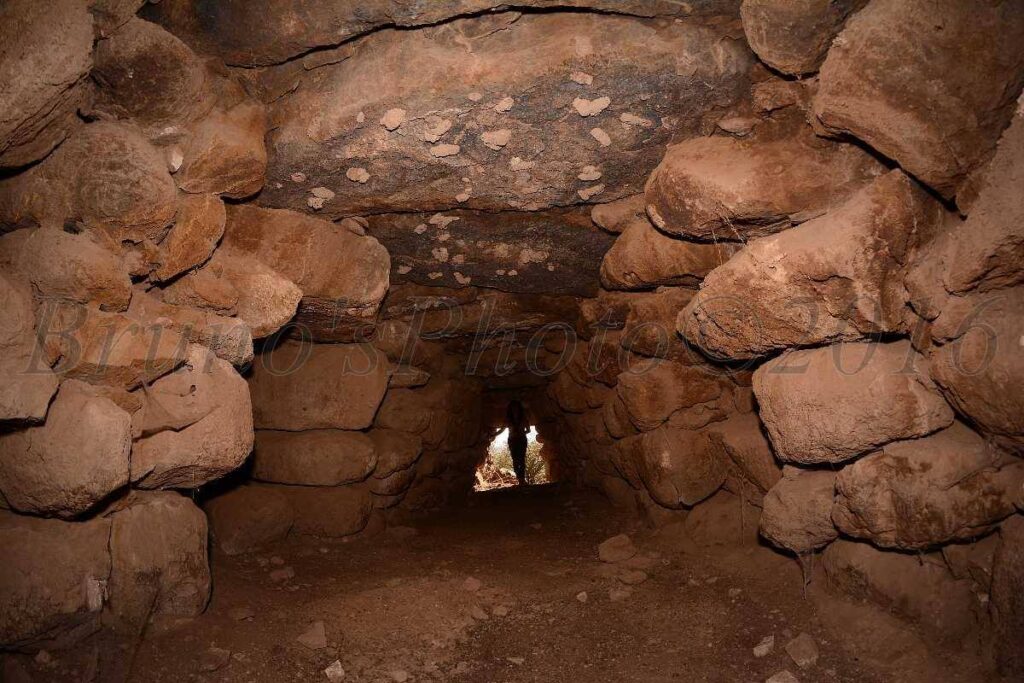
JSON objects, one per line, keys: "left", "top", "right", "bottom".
{"left": 324, "top": 660, "right": 346, "bottom": 681}
{"left": 754, "top": 634, "right": 775, "bottom": 658}
{"left": 785, "top": 632, "right": 819, "bottom": 669}
{"left": 463, "top": 576, "right": 483, "bottom": 592}
{"left": 766, "top": 672, "right": 799, "bottom": 683}
{"left": 199, "top": 647, "right": 231, "bottom": 672}
{"left": 297, "top": 621, "right": 328, "bottom": 650}
{"left": 598, "top": 534, "right": 637, "bottom": 563}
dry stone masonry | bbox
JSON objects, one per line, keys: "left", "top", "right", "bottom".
{"left": 0, "top": 0, "right": 1021, "bottom": 678}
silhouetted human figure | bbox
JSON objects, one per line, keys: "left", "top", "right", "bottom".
{"left": 507, "top": 400, "right": 529, "bottom": 486}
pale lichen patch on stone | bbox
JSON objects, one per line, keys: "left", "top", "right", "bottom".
{"left": 573, "top": 96, "right": 611, "bottom": 117}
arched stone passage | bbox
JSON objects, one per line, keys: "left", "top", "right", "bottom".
{"left": 1, "top": 1, "right": 1023, "bottom": 680}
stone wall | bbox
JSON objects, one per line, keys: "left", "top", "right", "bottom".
{"left": 0, "top": 0, "right": 1021, "bottom": 673}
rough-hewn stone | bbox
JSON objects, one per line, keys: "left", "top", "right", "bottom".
{"left": 680, "top": 171, "right": 942, "bottom": 360}
{"left": 0, "top": 273, "right": 58, "bottom": 424}
{"left": 645, "top": 131, "right": 882, "bottom": 241}
{"left": 223, "top": 204, "right": 389, "bottom": 319}
{"left": 178, "top": 103, "right": 268, "bottom": 199}
{"left": 813, "top": 0, "right": 1024, "bottom": 198}
{"left": 0, "top": 512, "right": 110, "bottom": 649}
{"left": 0, "top": 122, "right": 178, "bottom": 245}
{"left": 0, "top": 0, "right": 93, "bottom": 168}
{"left": 760, "top": 468, "right": 837, "bottom": 554}
{"left": 106, "top": 491, "right": 210, "bottom": 633}
{"left": 705, "top": 413, "right": 781, "bottom": 494}
{"left": 206, "top": 250, "right": 302, "bottom": 338}
{"left": 929, "top": 291, "right": 1024, "bottom": 452}
{"left": 127, "top": 292, "right": 253, "bottom": 367}
{"left": 130, "top": 344, "right": 254, "bottom": 489}
{"left": 261, "top": 13, "right": 751, "bottom": 216}
{"left": 93, "top": 17, "right": 212, "bottom": 132}
{"left": 370, "top": 429, "right": 424, "bottom": 479}
{"left": 834, "top": 423, "right": 1024, "bottom": 549}
{"left": 753, "top": 341, "right": 953, "bottom": 464}
{"left": 45, "top": 303, "right": 188, "bottom": 389}
{"left": 0, "top": 227, "right": 133, "bottom": 311}
{"left": 146, "top": 0, "right": 741, "bottom": 67}
{"left": 253, "top": 430, "right": 377, "bottom": 486}
{"left": 368, "top": 208, "right": 611, "bottom": 297}
{"left": 250, "top": 342, "right": 389, "bottom": 431}
{"left": 991, "top": 515, "right": 1024, "bottom": 677}
{"left": 600, "top": 220, "right": 738, "bottom": 291}
{"left": 740, "top": 0, "right": 865, "bottom": 75}
{"left": 623, "top": 426, "right": 726, "bottom": 508}
{"left": 822, "top": 539, "right": 979, "bottom": 644}
{"left": 616, "top": 359, "right": 727, "bottom": 432}
{"left": 279, "top": 484, "right": 374, "bottom": 538}
{"left": 205, "top": 484, "right": 294, "bottom": 555}
{"left": 152, "top": 194, "right": 226, "bottom": 282}
{"left": 907, "top": 109, "right": 1024, "bottom": 311}
{"left": 0, "top": 380, "right": 131, "bottom": 519}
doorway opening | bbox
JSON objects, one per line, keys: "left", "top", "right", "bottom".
{"left": 474, "top": 426, "right": 551, "bottom": 491}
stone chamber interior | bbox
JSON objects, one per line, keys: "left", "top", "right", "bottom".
{"left": 1, "top": 0, "right": 1023, "bottom": 681}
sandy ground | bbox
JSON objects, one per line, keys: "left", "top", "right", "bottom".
{"left": 6, "top": 485, "right": 999, "bottom": 682}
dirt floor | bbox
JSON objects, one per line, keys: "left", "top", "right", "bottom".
{"left": 5, "top": 486, "right": 999, "bottom": 683}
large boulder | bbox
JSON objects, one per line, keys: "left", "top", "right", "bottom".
{"left": 600, "top": 220, "right": 738, "bottom": 290}
{"left": 616, "top": 358, "right": 728, "bottom": 432}
{"left": 907, "top": 109, "right": 1024, "bottom": 310}
{"left": 680, "top": 171, "right": 943, "bottom": 360}
{"left": 705, "top": 413, "right": 782, "bottom": 494}
{"left": 644, "top": 132, "right": 883, "bottom": 241}
{"left": 822, "top": 539, "right": 979, "bottom": 644}
{"left": 130, "top": 344, "right": 254, "bottom": 489}
{"left": 833, "top": 423, "right": 1023, "bottom": 549}
{"left": 740, "top": 0, "right": 865, "bottom": 75}
{"left": 753, "top": 341, "right": 954, "bottom": 464}
{"left": 812, "top": 0, "right": 1024, "bottom": 199}
{"left": 250, "top": 342, "right": 389, "bottom": 431}
{"left": 145, "top": 0, "right": 735, "bottom": 66}
{"left": 0, "top": 512, "right": 110, "bottom": 649}
{"left": 152, "top": 194, "right": 226, "bottom": 282}
{"left": 928, "top": 292, "right": 1024, "bottom": 452}
{"left": 0, "top": 0, "right": 93, "bottom": 168}
{"left": 0, "top": 273, "right": 58, "bottom": 424}
{"left": 277, "top": 484, "right": 373, "bottom": 538}
{"left": 204, "top": 250, "right": 302, "bottom": 338}
{"left": 591, "top": 194, "right": 647, "bottom": 235}
{"left": 760, "top": 468, "right": 838, "bottom": 554}
{"left": 205, "top": 484, "right": 294, "bottom": 556}
{"left": 370, "top": 429, "right": 424, "bottom": 479}
{"left": 261, "top": 13, "right": 751, "bottom": 216}
{"left": 623, "top": 426, "right": 727, "bottom": 508}
{"left": 682, "top": 490, "right": 763, "bottom": 548}
{"left": 0, "top": 122, "right": 178, "bottom": 244}
{"left": 178, "top": 103, "right": 268, "bottom": 199}
{"left": 375, "top": 388, "right": 433, "bottom": 435}
{"left": 127, "top": 291, "right": 253, "bottom": 367}
{"left": 106, "top": 491, "right": 211, "bottom": 633}
{"left": 45, "top": 303, "right": 187, "bottom": 389}
{"left": 223, "top": 204, "right": 390, "bottom": 319}
{"left": 92, "top": 17, "right": 212, "bottom": 132}
{"left": 253, "top": 430, "right": 377, "bottom": 486}
{"left": 0, "top": 380, "right": 131, "bottom": 519}
{"left": 991, "top": 515, "right": 1024, "bottom": 677}
{"left": 620, "top": 287, "right": 696, "bottom": 359}
{"left": 0, "top": 226, "right": 133, "bottom": 311}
